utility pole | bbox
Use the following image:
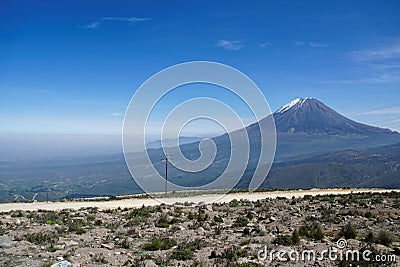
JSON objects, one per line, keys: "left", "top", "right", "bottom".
{"left": 161, "top": 155, "right": 170, "bottom": 196}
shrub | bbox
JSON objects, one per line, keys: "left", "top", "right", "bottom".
{"left": 222, "top": 246, "right": 247, "bottom": 260}
{"left": 240, "top": 238, "right": 251, "bottom": 246}
{"left": 233, "top": 216, "right": 249, "bottom": 228}
{"left": 115, "top": 238, "right": 131, "bottom": 249}
{"left": 229, "top": 199, "right": 240, "bottom": 207}
{"left": 143, "top": 236, "right": 177, "bottom": 251}
{"left": 364, "top": 211, "right": 375, "bottom": 219}
{"left": 291, "top": 229, "right": 300, "bottom": 245}
{"left": 197, "top": 211, "right": 208, "bottom": 222}
{"left": 11, "top": 210, "right": 25, "bottom": 218}
{"left": 25, "top": 231, "right": 58, "bottom": 245}
{"left": 181, "top": 238, "right": 208, "bottom": 251}
{"left": 313, "top": 224, "right": 324, "bottom": 241}
{"left": 93, "top": 252, "right": 108, "bottom": 264}
{"left": 45, "top": 219, "right": 56, "bottom": 225}
{"left": 123, "top": 259, "right": 132, "bottom": 266}
{"left": 376, "top": 230, "right": 393, "bottom": 247}
{"left": 339, "top": 223, "right": 357, "bottom": 240}
{"left": 274, "top": 235, "right": 292, "bottom": 246}
{"left": 128, "top": 205, "right": 152, "bottom": 219}
{"left": 299, "top": 223, "right": 324, "bottom": 241}
{"left": 364, "top": 231, "right": 374, "bottom": 243}
{"left": 169, "top": 217, "right": 180, "bottom": 225}
{"left": 243, "top": 227, "right": 251, "bottom": 236}
{"left": 213, "top": 215, "right": 224, "bottom": 223}
{"left": 67, "top": 220, "right": 86, "bottom": 235}
{"left": 156, "top": 214, "right": 169, "bottom": 228}
{"left": 48, "top": 244, "right": 57, "bottom": 252}
{"left": 170, "top": 249, "right": 194, "bottom": 261}
{"left": 246, "top": 211, "right": 254, "bottom": 220}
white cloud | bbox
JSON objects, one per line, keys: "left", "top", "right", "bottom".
{"left": 111, "top": 112, "right": 123, "bottom": 117}
{"left": 356, "top": 106, "right": 400, "bottom": 116}
{"left": 64, "top": 100, "right": 122, "bottom": 106}
{"left": 380, "top": 118, "right": 400, "bottom": 127}
{"left": 81, "top": 21, "right": 100, "bottom": 29}
{"left": 215, "top": 40, "right": 245, "bottom": 50}
{"left": 352, "top": 42, "right": 400, "bottom": 64}
{"left": 321, "top": 41, "right": 400, "bottom": 84}
{"left": 102, "top": 17, "right": 151, "bottom": 23}
{"left": 351, "top": 42, "right": 400, "bottom": 77}
{"left": 260, "top": 42, "right": 273, "bottom": 48}
{"left": 80, "top": 16, "right": 151, "bottom": 30}
{"left": 319, "top": 73, "right": 400, "bottom": 84}
{"left": 295, "top": 41, "right": 327, "bottom": 47}
{"left": 309, "top": 42, "right": 327, "bottom": 47}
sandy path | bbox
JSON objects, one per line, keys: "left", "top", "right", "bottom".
{"left": 0, "top": 188, "right": 398, "bottom": 212}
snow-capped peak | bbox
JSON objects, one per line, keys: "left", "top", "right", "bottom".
{"left": 276, "top": 97, "right": 313, "bottom": 114}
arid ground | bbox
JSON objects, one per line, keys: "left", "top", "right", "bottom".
{"left": 0, "top": 189, "right": 399, "bottom": 266}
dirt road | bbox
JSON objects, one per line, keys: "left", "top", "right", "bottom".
{"left": 0, "top": 188, "right": 398, "bottom": 212}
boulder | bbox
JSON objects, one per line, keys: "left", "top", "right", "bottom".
{"left": 101, "top": 243, "right": 114, "bottom": 250}
{"left": 197, "top": 227, "right": 206, "bottom": 236}
{"left": 51, "top": 261, "right": 72, "bottom": 267}
{"left": 275, "top": 224, "right": 286, "bottom": 234}
{"left": 0, "top": 235, "right": 15, "bottom": 248}
{"left": 65, "top": 240, "right": 79, "bottom": 247}
{"left": 139, "top": 260, "right": 158, "bottom": 267}
{"left": 202, "top": 204, "right": 213, "bottom": 212}
{"left": 269, "top": 216, "right": 277, "bottom": 223}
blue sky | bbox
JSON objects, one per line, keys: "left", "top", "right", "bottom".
{"left": 1, "top": 0, "right": 400, "bottom": 140}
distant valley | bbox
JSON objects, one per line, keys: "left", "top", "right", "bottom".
{"left": 1, "top": 98, "right": 399, "bottom": 202}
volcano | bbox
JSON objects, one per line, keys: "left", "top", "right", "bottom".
{"left": 271, "top": 97, "right": 395, "bottom": 135}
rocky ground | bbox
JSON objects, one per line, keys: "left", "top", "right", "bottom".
{"left": 0, "top": 191, "right": 399, "bottom": 266}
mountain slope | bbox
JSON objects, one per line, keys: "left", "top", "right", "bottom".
{"left": 262, "top": 143, "right": 400, "bottom": 189}
{"left": 269, "top": 97, "right": 395, "bottom": 135}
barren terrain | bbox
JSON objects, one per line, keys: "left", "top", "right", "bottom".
{"left": 0, "top": 189, "right": 399, "bottom": 266}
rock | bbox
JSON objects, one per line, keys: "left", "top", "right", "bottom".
{"left": 139, "top": 260, "right": 158, "bottom": 267}
{"left": 275, "top": 224, "right": 286, "bottom": 234}
{"left": 258, "top": 212, "right": 268, "bottom": 220}
{"left": 209, "top": 248, "right": 224, "bottom": 259}
{"left": 101, "top": 243, "right": 114, "bottom": 250}
{"left": 209, "top": 250, "right": 218, "bottom": 259}
{"left": 51, "top": 260, "right": 72, "bottom": 267}
{"left": 197, "top": 227, "right": 206, "bottom": 236}
{"left": 269, "top": 216, "right": 277, "bottom": 223}
{"left": 202, "top": 204, "right": 213, "bottom": 212}
{"left": 248, "top": 211, "right": 257, "bottom": 220}
{"left": 65, "top": 240, "right": 79, "bottom": 247}
{"left": 0, "top": 235, "right": 15, "bottom": 248}
{"left": 243, "top": 227, "right": 251, "bottom": 236}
